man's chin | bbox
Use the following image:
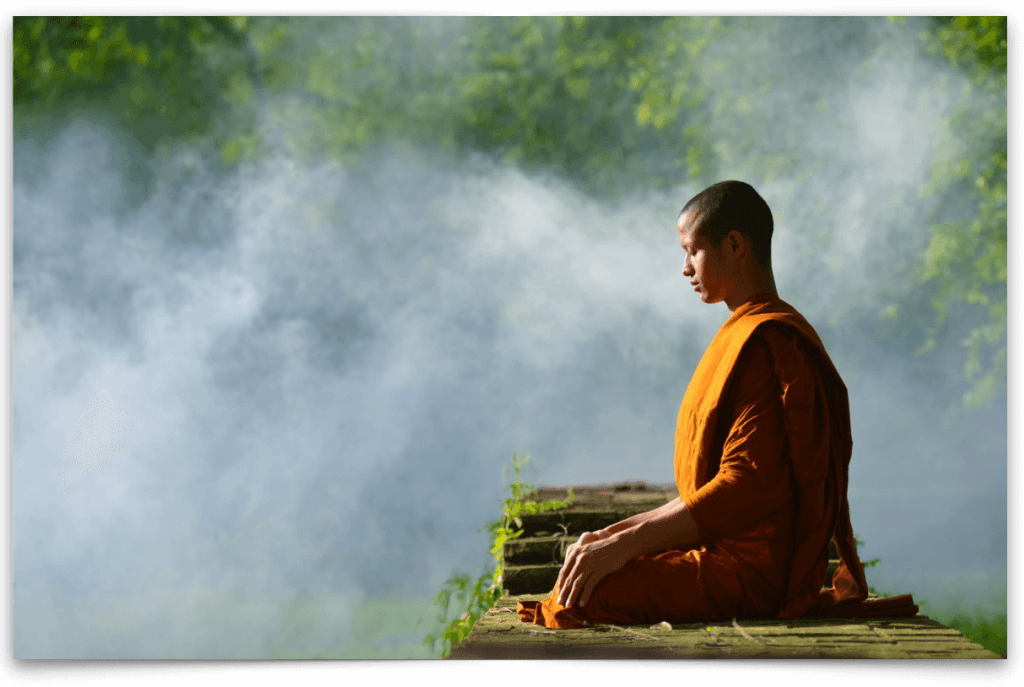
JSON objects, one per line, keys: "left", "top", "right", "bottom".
{"left": 700, "top": 292, "right": 725, "bottom": 305}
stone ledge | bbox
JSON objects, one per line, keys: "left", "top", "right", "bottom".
{"left": 448, "top": 593, "right": 1003, "bottom": 659}
{"left": 458, "top": 483, "right": 1001, "bottom": 659}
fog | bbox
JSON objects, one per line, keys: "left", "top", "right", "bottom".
{"left": 12, "top": 17, "right": 1005, "bottom": 658}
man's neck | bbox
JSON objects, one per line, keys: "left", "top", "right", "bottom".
{"left": 726, "top": 291, "right": 776, "bottom": 313}
{"left": 725, "top": 278, "right": 779, "bottom": 312}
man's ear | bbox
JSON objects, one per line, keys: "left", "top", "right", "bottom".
{"left": 726, "top": 230, "right": 747, "bottom": 259}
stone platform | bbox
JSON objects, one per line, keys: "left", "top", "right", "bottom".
{"left": 449, "top": 593, "right": 1001, "bottom": 659}
{"left": 448, "top": 483, "right": 1002, "bottom": 659}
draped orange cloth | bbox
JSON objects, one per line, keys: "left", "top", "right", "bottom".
{"left": 518, "top": 294, "right": 917, "bottom": 629}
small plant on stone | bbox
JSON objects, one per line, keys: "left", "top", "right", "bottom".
{"left": 423, "top": 452, "right": 574, "bottom": 658}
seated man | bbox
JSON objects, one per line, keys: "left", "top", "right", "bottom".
{"left": 518, "top": 181, "right": 917, "bottom": 629}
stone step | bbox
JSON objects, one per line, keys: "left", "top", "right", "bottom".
{"left": 504, "top": 534, "right": 841, "bottom": 566}
{"left": 508, "top": 483, "right": 679, "bottom": 538}
{"left": 503, "top": 535, "right": 576, "bottom": 566}
{"left": 502, "top": 559, "right": 843, "bottom": 596}
{"left": 511, "top": 509, "right": 657, "bottom": 537}
{"left": 529, "top": 483, "right": 675, "bottom": 505}
{"left": 504, "top": 485, "right": 846, "bottom": 594}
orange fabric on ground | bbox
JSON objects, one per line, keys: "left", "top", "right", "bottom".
{"left": 518, "top": 294, "right": 917, "bottom": 629}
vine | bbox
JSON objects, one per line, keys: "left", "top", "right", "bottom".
{"left": 423, "top": 452, "right": 574, "bottom": 658}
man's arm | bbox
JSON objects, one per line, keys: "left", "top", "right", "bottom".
{"left": 683, "top": 332, "right": 791, "bottom": 539}
{"left": 557, "top": 499, "right": 699, "bottom": 607}
{"left": 590, "top": 495, "right": 685, "bottom": 540}
{"left": 558, "top": 333, "right": 788, "bottom": 608}
{"left": 622, "top": 498, "right": 701, "bottom": 557}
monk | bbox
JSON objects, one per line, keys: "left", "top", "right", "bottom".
{"left": 518, "top": 180, "right": 917, "bottom": 629}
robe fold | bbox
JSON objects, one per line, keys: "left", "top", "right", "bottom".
{"left": 518, "top": 294, "right": 917, "bottom": 629}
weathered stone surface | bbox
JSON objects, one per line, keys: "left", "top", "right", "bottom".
{"left": 448, "top": 594, "right": 1003, "bottom": 659}
{"left": 458, "top": 484, "right": 996, "bottom": 659}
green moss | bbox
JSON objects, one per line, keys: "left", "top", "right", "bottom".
{"left": 941, "top": 611, "right": 1006, "bottom": 657}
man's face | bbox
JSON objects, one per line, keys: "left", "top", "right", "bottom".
{"left": 677, "top": 210, "right": 735, "bottom": 305}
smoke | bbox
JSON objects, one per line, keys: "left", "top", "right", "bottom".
{"left": 12, "top": 17, "right": 1005, "bottom": 657}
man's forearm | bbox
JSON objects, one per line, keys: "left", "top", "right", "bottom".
{"left": 598, "top": 496, "right": 682, "bottom": 538}
{"left": 607, "top": 498, "right": 700, "bottom": 559}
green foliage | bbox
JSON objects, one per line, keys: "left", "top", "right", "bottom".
{"left": 422, "top": 452, "right": 574, "bottom": 658}
{"left": 946, "top": 610, "right": 1007, "bottom": 657}
{"left": 14, "top": 15, "right": 1006, "bottom": 401}
{"left": 452, "top": 17, "right": 678, "bottom": 192}
{"left": 628, "top": 17, "right": 723, "bottom": 184}
{"left": 923, "top": 16, "right": 1007, "bottom": 75}
{"left": 905, "top": 576, "right": 1007, "bottom": 658}
{"left": 13, "top": 16, "right": 261, "bottom": 157}
{"left": 853, "top": 534, "right": 885, "bottom": 597}
{"left": 641, "top": 16, "right": 829, "bottom": 186}
{"left": 913, "top": 16, "right": 1006, "bottom": 408}
{"left": 488, "top": 452, "right": 576, "bottom": 577}
{"left": 421, "top": 570, "right": 501, "bottom": 660}
{"left": 249, "top": 17, "right": 699, "bottom": 194}
{"left": 251, "top": 17, "right": 460, "bottom": 164}
{"left": 914, "top": 591, "right": 1008, "bottom": 658}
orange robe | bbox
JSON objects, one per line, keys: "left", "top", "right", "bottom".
{"left": 518, "top": 294, "right": 917, "bottom": 628}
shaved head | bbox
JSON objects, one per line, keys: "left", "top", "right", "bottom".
{"left": 679, "top": 181, "right": 773, "bottom": 269}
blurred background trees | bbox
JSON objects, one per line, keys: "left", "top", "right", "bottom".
{"left": 915, "top": 17, "right": 1006, "bottom": 408}
{"left": 13, "top": 15, "right": 1006, "bottom": 406}
{"left": 13, "top": 17, "right": 258, "bottom": 151}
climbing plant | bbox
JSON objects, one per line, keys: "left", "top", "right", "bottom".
{"left": 423, "top": 452, "right": 574, "bottom": 658}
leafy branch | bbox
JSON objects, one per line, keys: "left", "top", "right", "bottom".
{"left": 423, "top": 452, "right": 574, "bottom": 658}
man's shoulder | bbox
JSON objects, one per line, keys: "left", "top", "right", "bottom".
{"left": 737, "top": 299, "right": 829, "bottom": 357}
{"left": 732, "top": 322, "right": 797, "bottom": 384}
{"left": 740, "top": 298, "right": 814, "bottom": 333}
{"left": 749, "top": 319, "right": 798, "bottom": 342}
{"left": 742, "top": 313, "right": 846, "bottom": 394}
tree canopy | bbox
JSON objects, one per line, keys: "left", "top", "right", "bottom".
{"left": 13, "top": 15, "right": 1007, "bottom": 407}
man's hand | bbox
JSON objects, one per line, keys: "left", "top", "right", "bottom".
{"left": 556, "top": 531, "right": 636, "bottom": 609}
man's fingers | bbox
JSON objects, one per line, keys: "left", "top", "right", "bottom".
{"left": 556, "top": 537, "right": 608, "bottom": 607}
{"left": 557, "top": 532, "right": 623, "bottom": 608}
{"left": 565, "top": 570, "right": 585, "bottom": 609}
{"left": 562, "top": 553, "right": 587, "bottom": 607}
{"left": 556, "top": 545, "right": 579, "bottom": 592}
{"left": 563, "top": 550, "right": 593, "bottom": 608}
{"left": 557, "top": 539, "right": 587, "bottom": 590}
{"left": 557, "top": 554, "right": 579, "bottom": 605}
